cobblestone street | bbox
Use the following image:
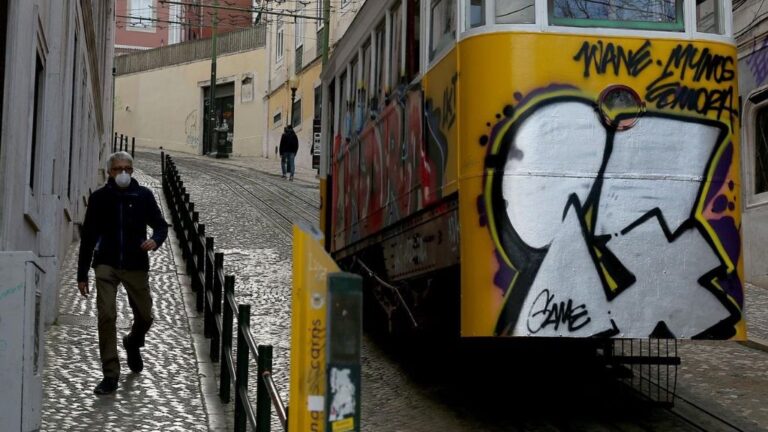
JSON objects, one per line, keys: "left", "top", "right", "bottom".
{"left": 42, "top": 171, "right": 208, "bottom": 431}
{"left": 40, "top": 150, "right": 768, "bottom": 431}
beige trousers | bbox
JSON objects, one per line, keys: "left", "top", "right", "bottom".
{"left": 94, "top": 265, "right": 154, "bottom": 378}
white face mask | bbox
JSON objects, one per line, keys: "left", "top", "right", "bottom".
{"left": 115, "top": 171, "right": 132, "bottom": 188}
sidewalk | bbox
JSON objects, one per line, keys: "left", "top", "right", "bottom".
{"left": 744, "top": 281, "right": 768, "bottom": 350}
{"left": 41, "top": 170, "right": 225, "bottom": 431}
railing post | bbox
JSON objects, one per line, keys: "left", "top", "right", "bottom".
{"left": 220, "top": 274, "right": 235, "bottom": 403}
{"left": 185, "top": 205, "right": 196, "bottom": 276}
{"left": 235, "top": 304, "right": 251, "bottom": 432}
{"left": 256, "top": 345, "right": 273, "bottom": 432}
{"left": 196, "top": 222, "right": 206, "bottom": 314}
{"left": 204, "top": 247, "right": 219, "bottom": 335}
{"left": 179, "top": 190, "right": 189, "bottom": 256}
{"left": 113, "top": 133, "right": 118, "bottom": 153}
{"left": 131, "top": 136, "right": 135, "bottom": 158}
{"left": 208, "top": 237, "right": 221, "bottom": 362}
{"left": 119, "top": 134, "right": 124, "bottom": 152}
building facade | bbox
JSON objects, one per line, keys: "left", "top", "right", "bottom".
{"left": 735, "top": 1, "right": 768, "bottom": 289}
{"left": 115, "top": 0, "right": 174, "bottom": 54}
{"left": 114, "top": 26, "right": 267, "bottom": 157}
{"left": 0, "top": 0, "right": 115, "bottom": 428}
{"left": 115, "top": 0, "right": 259, "bottom": 55}
{"left": 263, "top": 0, "right": 363, "bottom": 169}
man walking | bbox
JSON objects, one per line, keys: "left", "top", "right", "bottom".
{"left": 77, "top": 151, "right": 168, "bottom": 395}
{"left": 279, "top": 125, "right": 299, "bottom": 180}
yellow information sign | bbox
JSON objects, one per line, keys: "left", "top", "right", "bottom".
{"left": 289, "top": 223, "right": 339, "bottom": 432}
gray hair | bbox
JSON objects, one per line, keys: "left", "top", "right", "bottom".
{"left": 107, "top": 151, "right": 133, "bottom": 170}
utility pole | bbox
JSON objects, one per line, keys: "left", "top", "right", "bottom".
{"left": 322, "top": 0, "right": 330, "bottom": 66}
{"left": 208, "top": 0, "right": 219, "bottom": 156}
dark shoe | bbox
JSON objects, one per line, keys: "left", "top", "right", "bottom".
{"left": 123, "top": 335, "right": 144, "bottom": 373}
{"left": 94, "top": 377, "right": 118, "bottom": 395}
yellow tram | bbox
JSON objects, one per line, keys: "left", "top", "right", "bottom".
{"left": 319, "top": 0, "right": 745, "bottom": 340}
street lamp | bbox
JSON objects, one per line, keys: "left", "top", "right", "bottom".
{"left": 289, "top": 77, "right": 298, "bottom": 128}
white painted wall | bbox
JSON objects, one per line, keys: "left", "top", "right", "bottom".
{"left": 0, "top": 0, "right": 115, "bottom": 429}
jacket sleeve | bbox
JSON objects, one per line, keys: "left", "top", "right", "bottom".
{"left": 77, "top": 192, "right": 99, "bottom": 282}
{"left": 146, "top": 190, "right": 168, "bottom": 249}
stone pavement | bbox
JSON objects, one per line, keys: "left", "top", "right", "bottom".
{"left": 136, "top": 146, "right": 320, "bottom": 186}
{"left": 41, "top": 170, "right": 224, "bottom": 431}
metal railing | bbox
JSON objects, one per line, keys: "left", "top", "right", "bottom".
{"left": 113, "top": 133, "right": 135, "bottom": 157}
{"left": 115, "top": 24, "right": 267, "bottom": 76}
{"left": 162, "top": 152, "right": 288, "bottom": 432}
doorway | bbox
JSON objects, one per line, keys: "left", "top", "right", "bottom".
{"left": 202, "top": 82, "right": 235, "bottom": 155}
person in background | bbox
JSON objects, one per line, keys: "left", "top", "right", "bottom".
{"left": 279, "top": 125, "right": 299, "bottom": 180}
{"left": 77, "top": 151, "right": 168, "bottom": 395}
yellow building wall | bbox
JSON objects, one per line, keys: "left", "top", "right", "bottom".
{"left": 266, "top": 63, "right": 322, "bottom": 170}
{"left": 115, "top": 48, "right": 267, "bottom": 157}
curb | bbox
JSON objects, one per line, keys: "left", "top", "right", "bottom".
{"left": 738, "top": 337, "right": 768, "bottom": 353}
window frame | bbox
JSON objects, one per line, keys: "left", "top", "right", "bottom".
{"left": 744, "top": 87, "right": 768, "bottom": 209}
{"left": 317, "top": 0, "right": 325, "bottom": 29}
{"left": 127, "top": 0, "right": 157, "bottom": 32}
{"left": 428, "top": 0, "right": 457, "bottom": 62}
{"left": 275, "top": 19, "right": 285, "bottom": 64}
{"left": 695, "top": 0, "right": 725, "bottom": 35}
{"left": 548, "top": 0, "right": 685, "bottom": 32}
{"left": 456, "top": 0, "right": 733, "bottom": 39}
{"left": 295, "top": 4, "right": 305, "bottom": 49}
{"left": 292, "top": 96, "right": 303, "bottom": 129}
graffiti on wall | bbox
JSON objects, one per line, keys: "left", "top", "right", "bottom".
{"left": 331, "top": 86, "right": 449, "bottom": 250}
{"left": 745, "top": 38, "right": 768, "bottom": 88}
{"left": 575, "top": 40, "right": 738, "bottom": 129}
{"left": 185, "top": 109, "right": 199, "bottom": 148}
{"left": 481, "top": 39, "right": 742, "bottom": 339}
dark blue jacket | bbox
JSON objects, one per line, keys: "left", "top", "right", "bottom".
{"left": 77, "top": 177, "right": 168, "bottom": 282}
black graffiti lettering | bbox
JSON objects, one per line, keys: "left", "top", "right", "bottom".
{"left": 442, "top": 74, "right": 457, "bottom": 129}
{"left": 574, "top": 40, "right": 653, "bottom": 78}
{"left": 662, "top": 43, "right": 735, "bottom": 84}
{"left": 646, "top": 80, "right": 737, "bottom": 119}
{"left": 526, "top": 289, "right": 591, "bottom": 334}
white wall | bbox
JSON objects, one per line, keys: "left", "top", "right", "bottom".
{"left": 0, "top": 0, "right": 114, "bottom": 324}
{"left": 0, "top": 0, "right": 115, "bottom": 428}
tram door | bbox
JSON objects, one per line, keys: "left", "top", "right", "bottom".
{"left": 202, "top": 83, "right": 235, "bottom": 155}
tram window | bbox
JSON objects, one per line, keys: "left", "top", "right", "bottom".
{"left": 495, "top": 0, "right": 535, "bottom": 24}
{"left": 430, "top": 0, "right": 456, "bottom": 61}
{"left": 391, "top": 2, "right": 403, "bottom": 87}
{"left": 359, "top": 39, "right": 372, "bottom": 117}
{"left": 756, "top": 108, "right": 768, "bottom": 194}
{"left": 350, "top": 57, "right": 359, "bottom": 130}
{"left": 696, "top": 0, "right": 724, "bottom": 34}
{"left": 375, "top": 22, "right": 386, "bottom": 104}
{"left": 467, "top": 0, "right": 485, "bottom": 28}
{"left": 405, "top": 0, "right": 421, "bottom": 82}
{"left": 341, "top": 70, "right": 349, "bottom": 137}
{"left": 549, "top": 0, "right": 683, "bottom": 31}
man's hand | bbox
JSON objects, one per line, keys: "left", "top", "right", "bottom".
{"left": 141, "top": 239, "right": 158, "bottom": 251}
{"left": 78, "top": 281, "right": 90, "bottom": 298}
